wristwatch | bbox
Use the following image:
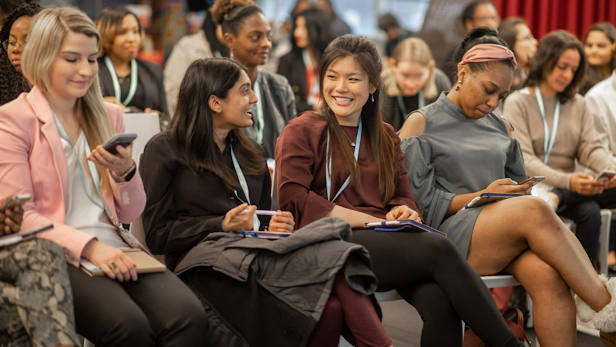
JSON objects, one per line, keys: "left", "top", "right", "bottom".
{"left": 116, "top": 162, "right": 137, "bottom": 182}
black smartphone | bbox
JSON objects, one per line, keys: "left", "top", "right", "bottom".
{"left": 102, "top": 133, "right": 137, "bottom": 155}
{"left": 0, "top": 194, "right": 31, "bottom": 210}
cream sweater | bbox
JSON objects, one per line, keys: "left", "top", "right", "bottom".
{"left": 503, "top": 87, "right": 612, "bottom": 189}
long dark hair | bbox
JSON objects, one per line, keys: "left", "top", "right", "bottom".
{"left": 452, "top": 26, "right": 515, "bottom": 80}
{"left": 525, "top": 30, "right": 586, "bottom": 103}
{"left": 0, "top": 2, "right": 42, "bottom": 105}
{"left": 289, "top": 7, "right": 334, "bottom": 63}
{"left": 168, "top": 58, "right": 264, "bottom": 191}
{"left": 582, "top": 22, "right": 616, "bottom": 93}
{"left": 318, "top": 34, "right": 398, "bottom": 202}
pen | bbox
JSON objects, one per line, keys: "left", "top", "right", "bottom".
{"left": 239, "top": 209, "right": 278, "bottom": 216}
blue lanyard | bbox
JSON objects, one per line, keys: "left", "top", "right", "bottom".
{"left": 230, "top": 144, "right": 260, "bottom": 231}
{"left": 52, "top": 113, "right": 121, "bottom": 229}
{"left": 396, "top": 90, "right": 424, "bottom": 119}
{"left": 252, "top": 78, "right": 265, "bottom": 144}
{"left": 325, "top": 119, "right": 362, "bottom": 202}
{"left": 535, "top": 86, "right": 560, "bottom": 164}
{"left": 105, "top": 56, "right": 138, "bottom": 106}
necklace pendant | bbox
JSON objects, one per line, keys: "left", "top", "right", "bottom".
{"left": 351, "top": 142, "right": 356, "bottom": 147}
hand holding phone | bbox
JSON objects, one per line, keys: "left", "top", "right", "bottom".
{"left": 517, "top": 176, "right": 545, "bottom": 187}
{"left": 0, "top": 194, "right": 28, "bottom": 235}
{"left": 596, "top": 170, "right": 616, "bottom": 184}
{"left": 102, "top": 133, "right": 137, "bottom": 155}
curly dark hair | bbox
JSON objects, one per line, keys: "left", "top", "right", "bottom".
{"left": 0, "top": 2, "right": 42, "bottom": 105}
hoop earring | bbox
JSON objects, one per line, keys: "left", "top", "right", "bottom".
{"left": 371, "top": 93, "right": 374, "bottom": 102}
{"left": 455, "top": 80, "right": 462, "bottom": 92}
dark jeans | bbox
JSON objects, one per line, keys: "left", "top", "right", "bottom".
{"left": 351, "top": 229, "right": 522, "bottom": 347}
{"left": 68, "top": 266, "right": 208, "bottom": 347}
{"left": 554, "top": 187, "right": 616, "bottom": 268}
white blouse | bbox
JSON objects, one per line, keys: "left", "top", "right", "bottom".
{"left": 60, "top": 131, "right": 127, "bottom": 248}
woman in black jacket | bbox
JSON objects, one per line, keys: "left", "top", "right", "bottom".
{"left": 95, "top": 6, "right": 169, "bottom": 129}
{"left": 277, "top": 7, "right": 334, "bottom": 114}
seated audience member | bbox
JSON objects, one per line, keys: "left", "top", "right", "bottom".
{"left": 503, "top": 30, "right": 616, "bottom": 269}
{"left": 314, "top": 0, "right": 351, "bottom": 37}
{"left": 0, "top": 2, "right": 42, "bottom": 105}
{"left": 1, "top": 195, "right": 80, "bottom": 347}
{"left": 95, "top": 6, "right": 169, "bottom": 129}
{"left": 0, "top": 8, "right": 207, "bottom": 346}
{"left": 581, "top": 22, "right": 616, "bottom": 95}
{"left": 276, "top": 34, "right": 525, "bottom": 347}
{"left": 498, "top": 17, "right": 537, "bottom": 92}
{"left": 442, "top": 0, "right": 501, "bottom": 83}
{"left": 586, "top": 43, "right": 616, "bottom": 267}
{"left": 381, "top": 37, "right": 451, "bottom": 131}
{"left": 399, "top": 27, "right": 616, "bottom": 347}
{"left": 278, "top": 7, "right": 334, "bottom": 114}
{"left": 211, "top": 0, "right": 296, "bottom": 158}
{"left": 377, "top": 13, "right": 414, "bottom": 59}
{"left": 164, "top": 5, "right": 230, "bottom": 115}
{"left": 141, "top": 57, "right": 393, "bottom": 347}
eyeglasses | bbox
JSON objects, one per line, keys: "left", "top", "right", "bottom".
{"left": 2, "top": 39, "right": 27, "bottom": 51}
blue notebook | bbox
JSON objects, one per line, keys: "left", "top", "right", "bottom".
{"left": 234, "top": 230, "right": 291, "bottom": 239}
{"left": 463, "top": 192, "right": 523, "bottom": 210}
{"left": 364, "top": 220, "right": 446, "bottom": 236}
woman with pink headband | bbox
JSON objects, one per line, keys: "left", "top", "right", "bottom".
{"left": 400, "top": 27, "right": 616, "bottom": 347}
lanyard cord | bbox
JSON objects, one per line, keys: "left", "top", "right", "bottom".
{"left": 230, "top": 144, "right": 260, "bottom": 231}
{"left": 534, "top": 85, "right": 560, "bottom": 164}
{"left": 252, "top": 78, "right": 265, "bottom": 144}
{"left": 105, "top": 56, "right": 138, "bottom": 106}
{"left": 396, "top": 90, "right": 424, "bottom": 120}
{"left": 325, "top": 119, "right": 362, "bottom": 202}
{"left": 52, "top": 113, "right": 120, "bottom": 228}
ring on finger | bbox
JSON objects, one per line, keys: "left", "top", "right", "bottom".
{"left": 110, "top": 262, "right": 117, "bottom": 270}
{"left": 113, "top": 158, "right": 120, "bottom": 165}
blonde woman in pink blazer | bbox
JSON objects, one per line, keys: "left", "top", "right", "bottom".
{"left": 0, "top": 8, "right": 206, "bottom": 347}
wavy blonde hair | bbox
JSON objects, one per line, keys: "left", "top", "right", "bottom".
{"left": 385, "top": 37, "right": 438, "bottom": 99}
{"left": 22, "top": 7, "right": 114, "bottom": 194}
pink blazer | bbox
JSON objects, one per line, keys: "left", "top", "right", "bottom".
{"left": 0, "top": 87, "right": 146, "bottom": 266}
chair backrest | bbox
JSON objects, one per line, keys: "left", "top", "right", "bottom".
{"left": 123, "top": 113, "right": 160, "bottom": 166}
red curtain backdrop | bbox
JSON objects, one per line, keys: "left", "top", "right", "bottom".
{"left": 491, "top": 0, "right": 616, "bottom": 40}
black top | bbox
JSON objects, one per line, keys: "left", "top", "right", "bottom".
{"left": 98, "top": 57, "right": 170, "bottom": 129}
{"left": 139, "top": 132, "right": 272, "bottom": 270}
{"left": 277, "top": 50, "right": 312, "bottom": 115}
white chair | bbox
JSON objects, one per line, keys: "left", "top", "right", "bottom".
{"left": 560, "top": 208, "right": 612, "bottom": 275}
{"left": 122, "top": 113, "right": 160, "bottom": 166}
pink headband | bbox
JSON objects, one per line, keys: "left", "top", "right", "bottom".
{"left": 457, "top": 44, "right": 518, "bottom": 70}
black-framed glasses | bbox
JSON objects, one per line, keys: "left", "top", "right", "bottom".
{"left": 1, "top": 39, "right": 27, "bottom": 51}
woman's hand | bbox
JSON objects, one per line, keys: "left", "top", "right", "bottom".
{"left": 103, "top": 96, "right": 124, "bottom": 108}
{"left": 82, "top": 240, "right": 138, "bottom": 282}
{"left": 483, "top": 178, "right": 529, "bottom": 195}
{"left": 0, "top": 201, "right": 23, "bottom": 236}
{"left": 222, "top": 203, "right": 256, "bottom": 231}
{"left": 570, "top": 172, "right": 605, "bottom": 195}
{"left": 386, "top": 205, "right": 421, "bottom": 222}
{"left": 88, "top": 144, "right": 134, "bottom": 180}
{"left": 268, "top": 211, "right": 295, "bottom": 233}
{"left": 144, "top": 108, "right": 160, "bottom": 114}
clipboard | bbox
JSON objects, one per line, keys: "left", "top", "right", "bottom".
{"left": 233, "top": 229, "right": 291, "bottom": 239}
{"left": 364, "top": 220, "right": 446, "bottom": 236}
{"left": 463, "top": 192, "right": 523, "bottom": 210}
{"left": 0, "top": 224, "right": 53, "bottom": 248}
{"left": 80, "top": 248, "right": 166, "bottom": 276}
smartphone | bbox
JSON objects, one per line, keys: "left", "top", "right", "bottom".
{"left": 596, "top": 170, "right": 616, "bottom": 183}
{"left": 102, "top": 133, "right": 137, "bottom": 155}
{"left": 0, "top": 194, "right": 31, "bottom": 210}
{"left": 517, "top": 176, "right": 545, "bottom": 187}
